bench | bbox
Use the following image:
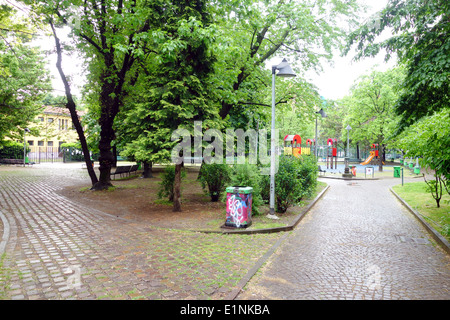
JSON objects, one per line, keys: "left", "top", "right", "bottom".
{"left": 111, "top": 165, "right": 132, "bottom": 179}
{"left": 318, "top": 165, "right": 326, "bottom": 175}
{"left": 129, "top": 164, "right": 139, "bottom": 175}
{"left": 0, "top": 159, "right": 33, "bottom": 166}
{"left": 110, "top": 164, "right": 140, "bottom": 179}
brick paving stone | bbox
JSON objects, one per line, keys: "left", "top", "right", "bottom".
{"left": 237, "top": 177, "right": 450, "bottom": 300}
{"left": 0, "top": 165, "right": 281, "bottom": 300}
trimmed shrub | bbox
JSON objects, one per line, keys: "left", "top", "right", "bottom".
{"left": 198, "top": 163, "right": 231, "bottom": 202}
{"left": 229, "top": 163, "right": 264, "bottom": 215}
{"left": 0, "top": 141, "right": 27, "bottom": 159}
{"left": 260, "top": 155, "right": 318, "bottom": 213}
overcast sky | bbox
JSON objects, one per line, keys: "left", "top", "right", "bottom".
{"left": 40, "top": 0, "right": 395, "bottom": 100}
{"left": 305, "top": 0, "right": 396, "bottom": 101}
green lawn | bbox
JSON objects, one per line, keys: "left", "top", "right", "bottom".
{"left": 392, "top": 181, "right": 450, "bottom": 242}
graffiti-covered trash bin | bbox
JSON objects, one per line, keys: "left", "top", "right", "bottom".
{"left": 225, "top": 186, "right": 253, "bottom": 228}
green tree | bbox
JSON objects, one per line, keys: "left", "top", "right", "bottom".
{"left": 119, "top": 0, "right": 221, "bottom": 212}
{"left": 397, "top": 109, "right": 450, "bottom": 207}
{"left": 24, "top": 0, "right": 157, "bottom": 189}
{"left": 0, "top": 4, "right": 50, "bottom": 142}
{"left": 345, "top": 0, "right": 450, "bottom": 132}
{"left": 340, "top": 67, "right": 404, "bottom": 170}
{"left": 212, "top": 0, "right": 361, "bottom": 123}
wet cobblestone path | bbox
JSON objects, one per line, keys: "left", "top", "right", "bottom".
{"left": 0, "top": 166, "right": 281, "bottom": 300}
{"left": 1, "top": 166, "right": 449, "bottom": 300}
{"left": 237, "top": 178, "right": 450, "bottom": 300}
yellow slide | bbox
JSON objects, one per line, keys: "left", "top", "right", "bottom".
{"left": 360, "top": 151, "right": 375, "bottom": 165}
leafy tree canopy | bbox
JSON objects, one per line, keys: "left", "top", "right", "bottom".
{"left": 345, "top": 0, "right": 450, "bottom": 131}
{"left": 0, "top": 4, "right": 50, "bottom": 142}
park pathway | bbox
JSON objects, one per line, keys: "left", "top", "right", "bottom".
{"left": 237, "top": 177, "right": 450, "bottom": 300}
{"left": 0, "top": 165, "right": 282, "bottom": 300}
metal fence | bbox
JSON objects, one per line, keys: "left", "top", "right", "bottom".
{"left": 27, "top": 146, "right": 64, "bottom": 164}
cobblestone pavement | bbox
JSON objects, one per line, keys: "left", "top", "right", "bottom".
{"left": 237, "top": 177, "right": 450, "bottom": 300}
{"left": 0, "top": 165, "right": 282, "bottom": 300}
{"left": 1, "top": 165, "right": 449, "bottom": 301}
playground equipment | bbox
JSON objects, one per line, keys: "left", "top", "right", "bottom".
{"left": 284, "top": 135, "right": 302, "bottom": 158}
{"left": 304, "top": 139, "right": 313, "bottom": 155}
{"left": 284, "top": 135, "right": 314, "bottom": 158}
{"left": 360, "top": 151, "right": 376, "bottom": 165}
{"left": 361, "top": 144, "right": 384, "bottom": 165}
{"left": 326, "top": 138, "right": 337, "bottom": 169}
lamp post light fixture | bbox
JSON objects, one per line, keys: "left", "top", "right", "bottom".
{"left": 268, "top": 58, "right": 296, "bottom": 218}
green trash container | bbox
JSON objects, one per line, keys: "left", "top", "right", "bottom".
{"left": 414, "top": 166, "right": 420, "bottom": 175}
{"left": 225, "top": 186, "right": 253, "bottom": 228}
{"left": 400, "top": 159, "right": 404, "bottom": 165}
{"left": 394, "top": 166, "right": 401, "bottom": 178}
{"left": 409, "top": 162, "right": 414, "bottom": 169}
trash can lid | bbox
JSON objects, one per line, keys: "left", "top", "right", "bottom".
{"left": 226, "top": 186, "right": 253, "bottom": 194}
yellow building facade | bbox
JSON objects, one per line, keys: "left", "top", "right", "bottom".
{"left": 26, "top": 106, "right": 84, "bottom": 162}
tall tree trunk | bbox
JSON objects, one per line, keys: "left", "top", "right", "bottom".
{"left": 378, "top": 143, "right": 384, "bottom": 172}
{"left": 173, "top": 163, "right": 183, "bottom": 212}
{"left": 142, "top": 161, "right": 153, "bottom": 178}
{"left": 92, "top": 106, "right": 115, "bottom": 190}
{"left": 50, "top": 21, "right": 98, "bottom": 186}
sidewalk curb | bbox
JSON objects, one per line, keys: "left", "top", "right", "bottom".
{"left": 390, "top": 188, "right": 450, "bottom": 255}
{"left": 225, "top": 185, "right": 330, "bottom": 300}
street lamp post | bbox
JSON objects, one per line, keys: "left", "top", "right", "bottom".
{"left": 343, "top": 125, "right": 352, "bottom": 178}
{"left": 314, "top": 108, "right": 326, "bottom": 158}
{"left": 23, "top": 128, "right": 30, "bottom": 167}
{"left": 268, "top": 59, "right": 296, "bottom": 218}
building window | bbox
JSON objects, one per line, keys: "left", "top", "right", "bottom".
{"left": 48, "top": 118, "right": 54, "bottom": 123}
{"left": 28, "top": 140, "right": 34, "bottom": 146}
{"left": 38, "top": 141, "right": 44, "bottom": 146}
{"left": 48, "top": 141, "right": 54, "bottom": 147}
{"left": 38, "top": 117, "right": 44, "bottom": 122}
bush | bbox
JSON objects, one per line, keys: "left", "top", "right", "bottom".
{"left": 158, "top": 166, "right": 186, "bottom": 202}
{"left": 198, "top": 163, "right": 231, "bottom": 202}
{"left": 296, "top": 155, "right": 318, "bottom": 199}
{"left": 229, "top": 163, "right": 264, "bottom": 215}
{"left": 0, "top": 141, "right": 27, "bottom": 159}
{"left": 260, "top": 155, "right": 318, "bottom": 213}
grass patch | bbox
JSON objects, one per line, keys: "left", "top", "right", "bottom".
{"left": 153, "top": 199, "right": 173, "bottom": 206}
{"left": 392, "top": 181, "right": 450, "bottom": 241}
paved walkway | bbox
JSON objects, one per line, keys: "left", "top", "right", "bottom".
{"left": 237, "top": 177, "right": 450, "bottom": 300}
{"left": 0, "top": 165, "right": 282, "bottom": 300}
{"left": 0, "top": 164, "right": 449, "bottom": 300}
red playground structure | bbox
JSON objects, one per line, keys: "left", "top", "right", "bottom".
{"left": 327, "top": 138, "right": 337, "bottom": 169}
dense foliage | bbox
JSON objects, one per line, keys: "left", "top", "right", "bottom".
{"left": 261, "top": 155, "right": 318, "bottom": 213}
{"left": 198, "top": 163, "right": 231, "bottom": 202}
{"left": 0, "top": 5, "right": 50, "bottom": 142}
{"left": 397, "top": 109, "right": 450, "bottom": 207}
{"left": 345, "top": 0, "right": 450, "bottom": 132}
